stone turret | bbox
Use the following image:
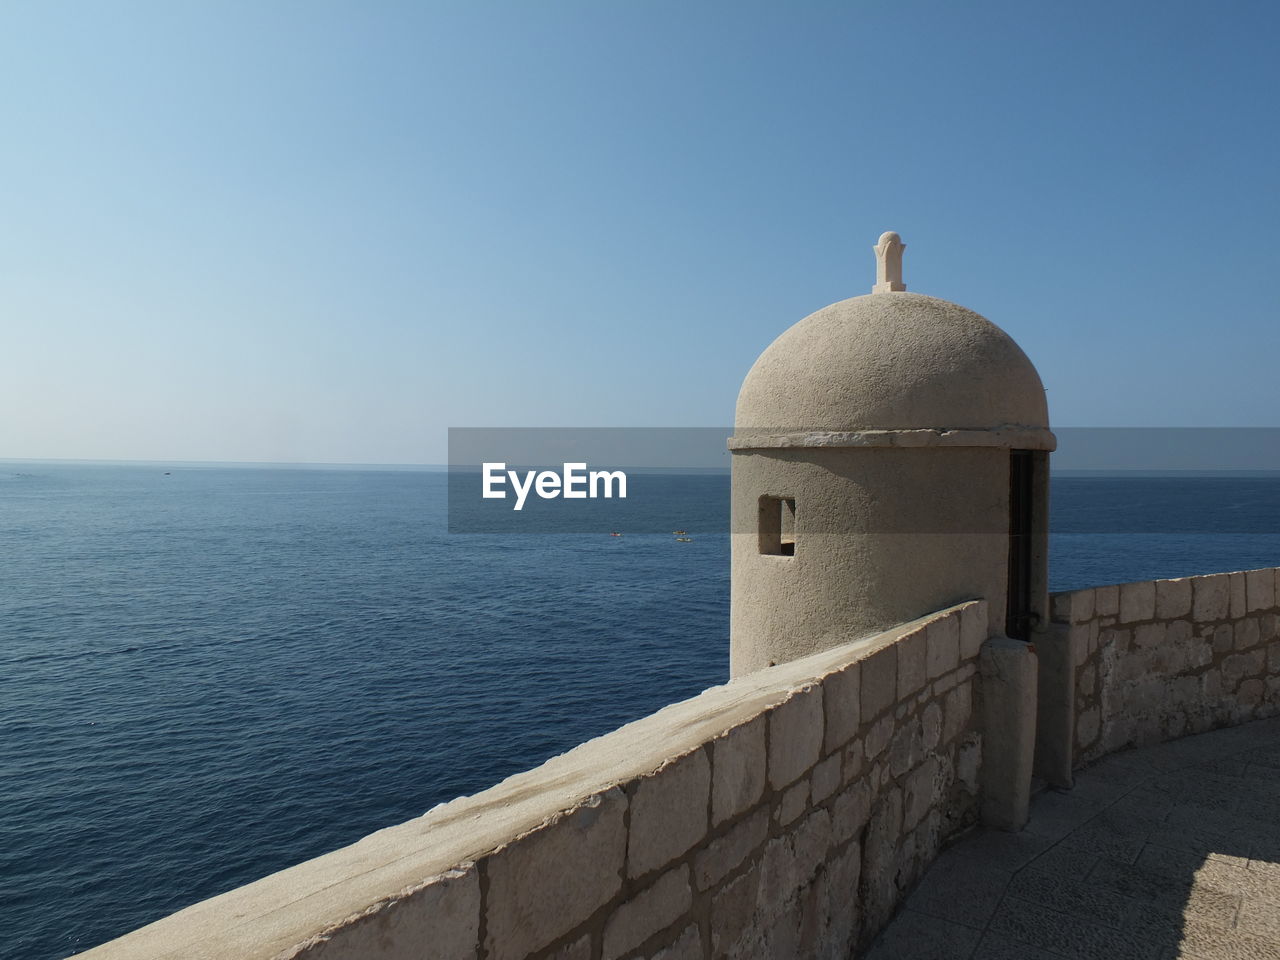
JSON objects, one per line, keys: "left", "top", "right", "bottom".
{"left": 729, "top": 232, "right": 1054, "bottom": 676}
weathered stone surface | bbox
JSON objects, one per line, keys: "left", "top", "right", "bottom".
{"left": 903, "top": 756, "right": 940, "bottom": 831}
{"left": 1247, "top": 568, "right": 1276, "bottom": 613}
{"left": 1194, "top": 573, "right": 1231, "bottom": 622}
{"left": 810, "top": 752, "right": 842, "bottom": 805}
{"left": 546, "top": 935, "right": 592, "bottom": 960}
{"left": 823, "top": 662, "right": 861, "bottom": 754}
{"left": 711, "top": 716, "right": 766, "bottom": 826}
{"left": 602, "top": 866, "right": 692, "bottom": 960}
{"left": 943, "top": 682, "right": 972, "bottom": 745}
{"left": 768, "top": 686, "right": 823, "bottom": 789}
{"left": 888, "top": 718, "right": 923, "bottom": 778}
{"left": 777, "top": 779, "right": 809, "bottom": 825}
{"left": 1221, "top": 651, "right": 1265, "bottom": 691}
{"left": 960, "top": 602, "right": 988, "bottom": 661}
{"left": 761, "top": 808, "right": 832, "bottom": 906}
{"left": 1229, "top": 572, "right": 1247, "bottom": 619}
{"left": 1133, "top": 622, "right": 1165, "bottom": 650}
{"left": 842, "top": 738, "right": 864, "bottom": 785}
{"left": 926, "top": 616, "right": 961, "bottom": 680}
{"left": 862, "top": 787, "right": 904, "bottom": 932}
{"left": 896, "top": 627, "right": 927, "bottom": 699}
{"left": 644, "top": 924, "right": 701, "bottom": 960}
{"left": 1237, "top": 617, "right": 1261, "bottom": 651}
{"left": 864, "top": 714, "right": 894, "bottom": 760}
{"left": 486, "top": 790, "right": 626, "bottom": 960}
{"left": 710, "top": 864, "right": 760, "bottom": 957}
{"left": 920, "top": 701, "right": 942, "bottom": 753}
{"left": 293, "top": 865, "right": 480, "bottom": 960}
{"left": 694, "top": 807, "right": 768, "bottom": 891}
{"left": 832, "top": 779, "right": 871, "bottom": 845}
{"left": 629, "top": 752, "right": 710, "bottom": 878}
{"left": 1095, "top": 584, "right": 1119, "bottom": 617}
{"left": 1156, "top": 578, "right": 1192, "bottom": 619}
{"left": 861, "top": 645, "right": 896, "bottom": 722}
{"left": 1119, "top": 580, "right": 1155, "bottom": 624}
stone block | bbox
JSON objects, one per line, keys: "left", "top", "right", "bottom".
{"left": 711, "top": 716, "right": 766, "bottom": 826}
{"left": 768, "top": 686, "right": 823, "bottom": 790}
{"left": 1229, "top": 572, "right": 1247, "bottom": 618}
{"left": 1212, "top": 624, "right": 1234, "bottom": 654}
{"left": 831, "top": 778, "right": 871, "bottom": 845}
{"left": 1155, "top": 578, "right": 1192, "bottom": 619}
{"left": 1095, "top": 584, "right": 1119, "bottom": 617}
{"left": 888, "top": 717, "right": 923, "bottom": 778}
{"left": 926, "top": 617, "right": 961, "bottom": 680}
{"left": 1247, "top": 568, "right": 1276, "bottom": 612}
{"left": 694, "top": 807, "right": 768, "bottom": 891}
{"left": 1118, "top": 581, "right": 1155, "bottom": 624}
{"left": 860, "top": 645, "right": 896, "bottom": 723}
{"left": 1057, "top": 589, "right": 1095, "bottom": 624}
{"left": 1269, "top": 640, "right": 1280, "bottom": 674}
{"left": 862, "top": 787, "right": 905, "bottom": 931}
{"left": 810, "top": 752, "right": 842, "bottom": 805}
{"left": 823, "top": 662, "right": 861, "bottom": 754}
{"left": 920, "top": 701, "right": 942, "bottom": 752}
{"left": 602, "top": 866, "right": 692, "bottom": 960}
{"left": 903, "top": 756, "right": 940, "bottom": 831}
{"left": 1237, "top": 678, "right": 1265, "bottom": 711}
{"left": 842, "top": 738, "right": 864, "bottom": 785}
{"left": 1237, "top": 617, "right": 1261, "bottom": 650}
{"left": 645, "top": 924, "right": 701, "bottom": 960}
{"left": 1133, "top": 622, "right": 1165, "bottom": 650}
{"left": 896, "top": 627, "right": 927, "bottom": 699}
{"left": 1221, "top": 651, "right": 1265, "bottom": 691}
{"left": 485, "top": 789, "right": 627, "bottom": 960}
{"left": 1070, "top": 623, "right": 1090, "bottom": 668}
{"left": 864, "top": 714, "right": 894, "bottom": 760}
{"left": 629, "top": 751, "right": 710, "bottom": 878}
{"left": 777, "top": 779, "right": 809, "bottom": 825}
{"left": 710, "top": 864, "right": 760, "bottom": 957}
{"left": 298, "top": 864, "right": 480, "bottom": 960}
{"left": 1193, "top": 573, "right": 1230, "bottom": 622}
{"left": 960, "top": 601, "right": 989, "bottom": 661}
{"left": 943, "top": 681, "right": 972, "bottom": 744}
{"left": 761, "top": 808, "right": 831, "bottom": 904}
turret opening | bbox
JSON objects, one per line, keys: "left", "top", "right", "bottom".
{"left": 758, "top": 496, "right": 796, "bottom": 556}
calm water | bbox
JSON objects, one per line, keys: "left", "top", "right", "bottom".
{"left": 2, "top": 464, "right": 1279, "bottom": 960}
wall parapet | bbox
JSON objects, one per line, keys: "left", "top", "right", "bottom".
{"left": 81, "top": 600, "right": 991, "bottom": 960}
{"left": 1050, "top": 566, "right": 1280, "bottom": 767}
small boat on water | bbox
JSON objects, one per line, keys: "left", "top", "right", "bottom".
{"left": 675, "top": 537, "right": 693, "bottom": 542}
{"left": 610, "top": 531, "right": 623, "bottom": 537}
{"left": 672, "top": 529, "right": 687, "bottom": 535}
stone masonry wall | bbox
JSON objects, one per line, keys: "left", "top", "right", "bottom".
{"left": 1052, "top": 566, "right": 1280, "bottom": 767}
{"left": 81, "top": 601, "right": 991, "bottom": 960}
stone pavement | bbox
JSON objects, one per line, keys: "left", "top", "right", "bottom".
{"left": 866, "top": 717, "right": 1280, "bottom": 960}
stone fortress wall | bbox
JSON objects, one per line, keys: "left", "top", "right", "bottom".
{"left": 82, "top": 601, "right": 991, "bottom": 960}
{"left": 1050, "top": 565, "right": 1280, "bottom": 767}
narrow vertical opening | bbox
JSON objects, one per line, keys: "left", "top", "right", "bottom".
{"left": 1007, "top": 450, "right": 1034, "bottom": 640}
{"left": 758, "top": 496, "right": 796, "bottom": 556}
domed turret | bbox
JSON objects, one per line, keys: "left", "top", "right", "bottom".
{"left": 729, "top": 233, "right": 1054, "bottom": 676}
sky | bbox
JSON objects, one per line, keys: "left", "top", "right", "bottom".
{"left": 1, "top": 0, "right": 1277, "bottom": 464}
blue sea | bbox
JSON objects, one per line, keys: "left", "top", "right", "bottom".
{"left": 3, "top": 463, "right": 1280, "bottom": 960}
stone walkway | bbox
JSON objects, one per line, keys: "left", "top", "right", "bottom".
{"left": 866, "top": 717, "right": 1280, "bottom": 960}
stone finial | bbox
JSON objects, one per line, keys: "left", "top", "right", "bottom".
{"left": 872, "top": 231, "right": 906, "bottom": 294}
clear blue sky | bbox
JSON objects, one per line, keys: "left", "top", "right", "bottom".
{"left": 2, "top": 1, "right": 1277, "bottom": 464}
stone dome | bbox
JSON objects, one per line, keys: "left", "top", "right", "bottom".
{"left": 735, "top": 290, "right": 1050, "bottom": 443}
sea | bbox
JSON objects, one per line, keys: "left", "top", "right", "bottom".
{"left": 3, "top": 462, "right": 1280, "bottom": 960}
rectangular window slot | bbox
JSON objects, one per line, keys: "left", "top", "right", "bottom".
{"left": 759, "top": 496, "right": 796, "bottom": 556}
